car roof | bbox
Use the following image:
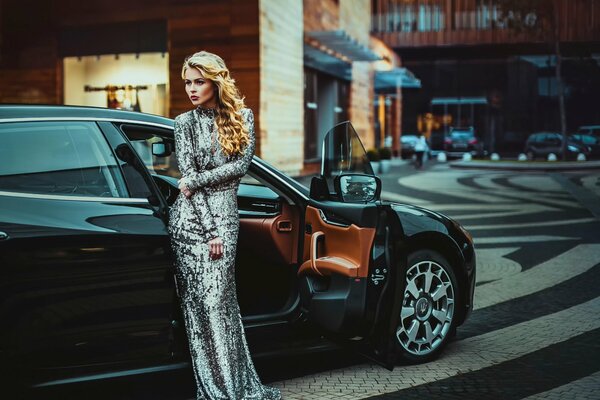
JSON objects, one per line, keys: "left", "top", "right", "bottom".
{"left": 0, "top": 105, "right": 173, "bottom": 127}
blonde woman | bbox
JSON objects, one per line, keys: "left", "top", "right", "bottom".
{"left": 168, "top": 51, "right": 281, "bottom": 400}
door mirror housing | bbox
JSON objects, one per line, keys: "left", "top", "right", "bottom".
{"left": 309, "top": 175, "right": 330, "bottom": 201}
{"left": 152, "top": 142, "right": 173, "bottom": 157}
{"left": 334, "top": 173, "right": 381, "bottom": 203}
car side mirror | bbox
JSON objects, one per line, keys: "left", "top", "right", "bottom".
{"left": 334, "top": 173, "right": 381, "bottom": 203}
{"left": 152, "top": 142, "right": 173, "bottom": 157}
{"left": 309, "top": 175, "right": 330, "bottom": 201}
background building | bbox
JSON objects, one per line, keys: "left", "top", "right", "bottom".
{"left": 0, "top": 0, "right": 412, "bottom": 175}
{"left": 372, "top": 0, "right": 600, "bottom": 153}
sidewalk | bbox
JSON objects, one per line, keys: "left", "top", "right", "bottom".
{"left": 449, "top": 159, "right": 600, "bottom": 171}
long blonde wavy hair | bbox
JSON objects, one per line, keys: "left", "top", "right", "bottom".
{"left": 181, "top": 51, "right": 249, "bottom": 157}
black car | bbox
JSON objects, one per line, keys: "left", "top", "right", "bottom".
{"left": 443, "top": 127, "right": 484, "bottom": 158}
{"left": 570, "top": 133, "right": 600, "bottom": 159}
{"left": 524, "top": 132, "right": 590, "bottom": 160}
{"left": 0, "top": 106, "right": 475, "bottom": 395}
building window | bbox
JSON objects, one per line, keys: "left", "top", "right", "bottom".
{"left": 304, "top": 68, "right": 351, "bottom": 162}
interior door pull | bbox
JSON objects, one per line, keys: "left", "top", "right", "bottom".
{"left": 276, "top": 220, "right": 292, "bottom": 232}
{"left": 310, "top": 231, "right": 325, "bottom": 276}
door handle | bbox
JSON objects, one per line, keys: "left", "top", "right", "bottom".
{"left": 310, "top": 231, "right": 325, "bottom": 276}
{"left": 276, "top": 220, "right": 292, "bottom": 232}
{"left": 0, "top": 231, "right": 8, "bottom": 240}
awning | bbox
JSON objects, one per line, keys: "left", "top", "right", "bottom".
{"left": 303, "top": 44, "right": 352, "bottom": 80}
{"left": 431, "top": 97, "right": 487, "bottom": 106}
{"left": 306, "top": 30, "right": 382, "bottom": 62}
{"left": 374, "top": 68, "right": 421, "bottom": 91}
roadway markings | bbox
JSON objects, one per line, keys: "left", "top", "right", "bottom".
{"left": 475, "top": 244, "right": 600, "bottom": 310}
{"left": 274, "top": 168, "right": 600, "bottom": 399}
{"left": 276, "top": 298, "right": 600, "bottom": 399}
{"left": 522, "top": 370, "right": 600, "bottom": 400}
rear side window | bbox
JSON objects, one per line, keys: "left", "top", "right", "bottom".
{"left": 0, "top": 121, "right": 128, "bottom": 198}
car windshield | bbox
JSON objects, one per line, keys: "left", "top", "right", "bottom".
{"left": 451, "top": 132, "right": 473, "bottom": 139}
{"left": 571, "top": 134, "right": 598, "bottom": 145}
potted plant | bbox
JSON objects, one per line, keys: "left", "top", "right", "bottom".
{"left": 378, "top": 147, "right": 392, "bottom": 173}
{"left": 367, "top": 148, "right": 380, "bottom": 174}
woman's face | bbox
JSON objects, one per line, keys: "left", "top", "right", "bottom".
{"left": 184, "top": 67, "right": 217, "bottom": 108}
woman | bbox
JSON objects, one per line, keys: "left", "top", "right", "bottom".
{"left": 413, "top": 132, "right": 428, "bottom": 169}
{"left": 168, "top": 51, "right": 281, "bottom": 400}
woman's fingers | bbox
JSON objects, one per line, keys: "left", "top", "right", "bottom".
{"left": 208, "top": 238, "right": 224, "bottom": 260}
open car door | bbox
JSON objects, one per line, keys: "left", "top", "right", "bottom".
{"left": 298, "top": 122, "right": 403, "bottom": 370}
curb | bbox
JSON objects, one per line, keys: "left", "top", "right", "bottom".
{"left": 449, "top": 160, "right": 600, "bottom": 171}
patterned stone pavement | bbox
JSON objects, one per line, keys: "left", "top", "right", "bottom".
{"left": 266, "top": 163, "right": 600, "bottom": 399}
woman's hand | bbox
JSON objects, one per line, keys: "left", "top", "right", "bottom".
{"left": 178, "top": 179, "right": 194, "bottom": 199}
{"left": 208, "top": 237, "right": 223, "bottom": 260}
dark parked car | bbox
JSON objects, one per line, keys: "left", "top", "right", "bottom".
{"left": 0, "top": 106, "right": 475, "bottom": 395}
{"left": 444, "top": 127, "right": 484, "bottom": 158}
{"left": 576, "top": 125, "right": 600, "bottom": 138}
{"left": 524, "top": 132, "right": 590, "bottom": 160}
{"left": 570, "top": 133, "right": 600, "bottom": 159}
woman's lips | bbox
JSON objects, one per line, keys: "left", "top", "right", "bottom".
{"left": 190, "top": 96, "right": 199, "bottom": 101}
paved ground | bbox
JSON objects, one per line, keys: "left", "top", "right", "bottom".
{"left": 33, "top": 160, "right": 599, "bottom": 399}
{"left": 260, "top": 160, "right": 600, "bottom": 399}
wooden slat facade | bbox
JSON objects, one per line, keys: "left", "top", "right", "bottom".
{"left": 372, "top": 0, "right": 600, "bottom": 48}
{"left": 0, "top": 0, "right": 261, "bottom": 152}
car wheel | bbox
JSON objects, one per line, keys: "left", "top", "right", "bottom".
{"left": 395, "top": 249, "right": 458, "bottom": 363}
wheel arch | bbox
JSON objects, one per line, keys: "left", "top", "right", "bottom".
{"left": 404, "top": 231, "right": 469, "bottom": 325}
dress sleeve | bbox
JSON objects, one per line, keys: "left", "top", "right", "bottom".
{"left": 181, "top": 108, "right": 255, "bottom": 190}
{"left": 174, "top": 115, "right": 219, "bottom": 241}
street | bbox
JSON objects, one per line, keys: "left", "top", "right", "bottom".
{"left": 261, "top": 161, "right": 600, "bottom": 399}
{"left": 31, "top": 161, "right": 600, "bottom": 400}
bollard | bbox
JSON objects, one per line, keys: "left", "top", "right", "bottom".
{"left": 548, "top": 153, "right": 557, "bottom": 161}
{"left": 577, "top": 153, "right": 587, "bottom": 161}
{"left": 491, "top": 153, "right": 500, "bottom": 161}
{"left": 462, "top": 153, "right": 472, "bottom": 161}
{"left": 437, "top": 152, "right": 447, "bottom": 162}
{"left": 518, "top": 153, "right": 527, "bottom": 161}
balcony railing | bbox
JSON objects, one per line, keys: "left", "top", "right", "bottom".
{"left": 371, "top": 0, "right": 600, "bottom": 48}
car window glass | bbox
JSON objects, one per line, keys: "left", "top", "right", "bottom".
{"left": 121, "top": 125, "right": 180, "bottom": 179}
{"left": 577, "top": 135, "right": 597, "bottom": 145}
{"left": 450, "top": 132, "right": 473, "bottom": 139}
{"left": 0, "top": 121, "right": 128, "bottom": 198}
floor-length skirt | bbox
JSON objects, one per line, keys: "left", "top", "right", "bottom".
{"left": 169, "top": 190, "right": 281, "bottom": 400}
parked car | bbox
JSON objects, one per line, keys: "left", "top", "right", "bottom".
{"left": 576, "top": 125, "right": 600, "bottom": 138}
{"left": 524, "top": 132, "right": 590, "bottom": 160}
{"left": 444, "top": 127, "right": 485, "bottom": 158}
{"left": 570, "top": 133, "right": 600, "bottom": 159}
{"left": 0, "top": 106, "right": 475, "bottom": 395}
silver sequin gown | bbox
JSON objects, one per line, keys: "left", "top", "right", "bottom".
{"left": 168, "top": 106, "right": 281, "bottom": 400}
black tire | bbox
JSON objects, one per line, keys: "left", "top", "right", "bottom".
{"left": 395, "top": 249, "right": 459, "bottom": 364}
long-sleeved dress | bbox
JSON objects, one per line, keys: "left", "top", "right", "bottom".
{"left": 168, "top": 106, "right": 281, "bottom": 400}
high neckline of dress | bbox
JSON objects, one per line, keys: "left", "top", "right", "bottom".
{"left": 195, "top": 105, "right": 217, "bottom": 118}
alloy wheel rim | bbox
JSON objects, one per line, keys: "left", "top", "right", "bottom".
{"left": 396, "top": 260, "right": 455, "bottom": 356}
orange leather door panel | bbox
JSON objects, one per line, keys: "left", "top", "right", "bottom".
{"left": 239, "top": 202, "right": 298, "bottom": 265}
{"left": 299, "top": 205, "right": 375, "bottom": 278}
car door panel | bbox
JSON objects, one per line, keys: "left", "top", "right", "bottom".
{"left": 239, "top": 200, "right": 299, "bottom": 266}
{"left": 297, "top": 121, "right": 401, "bottom": 369}
{"left": 299, "top": 205, "right": 375, "bottom": 278}
{"left": 0, "top": 120, "right": 175, "bottom": 388}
